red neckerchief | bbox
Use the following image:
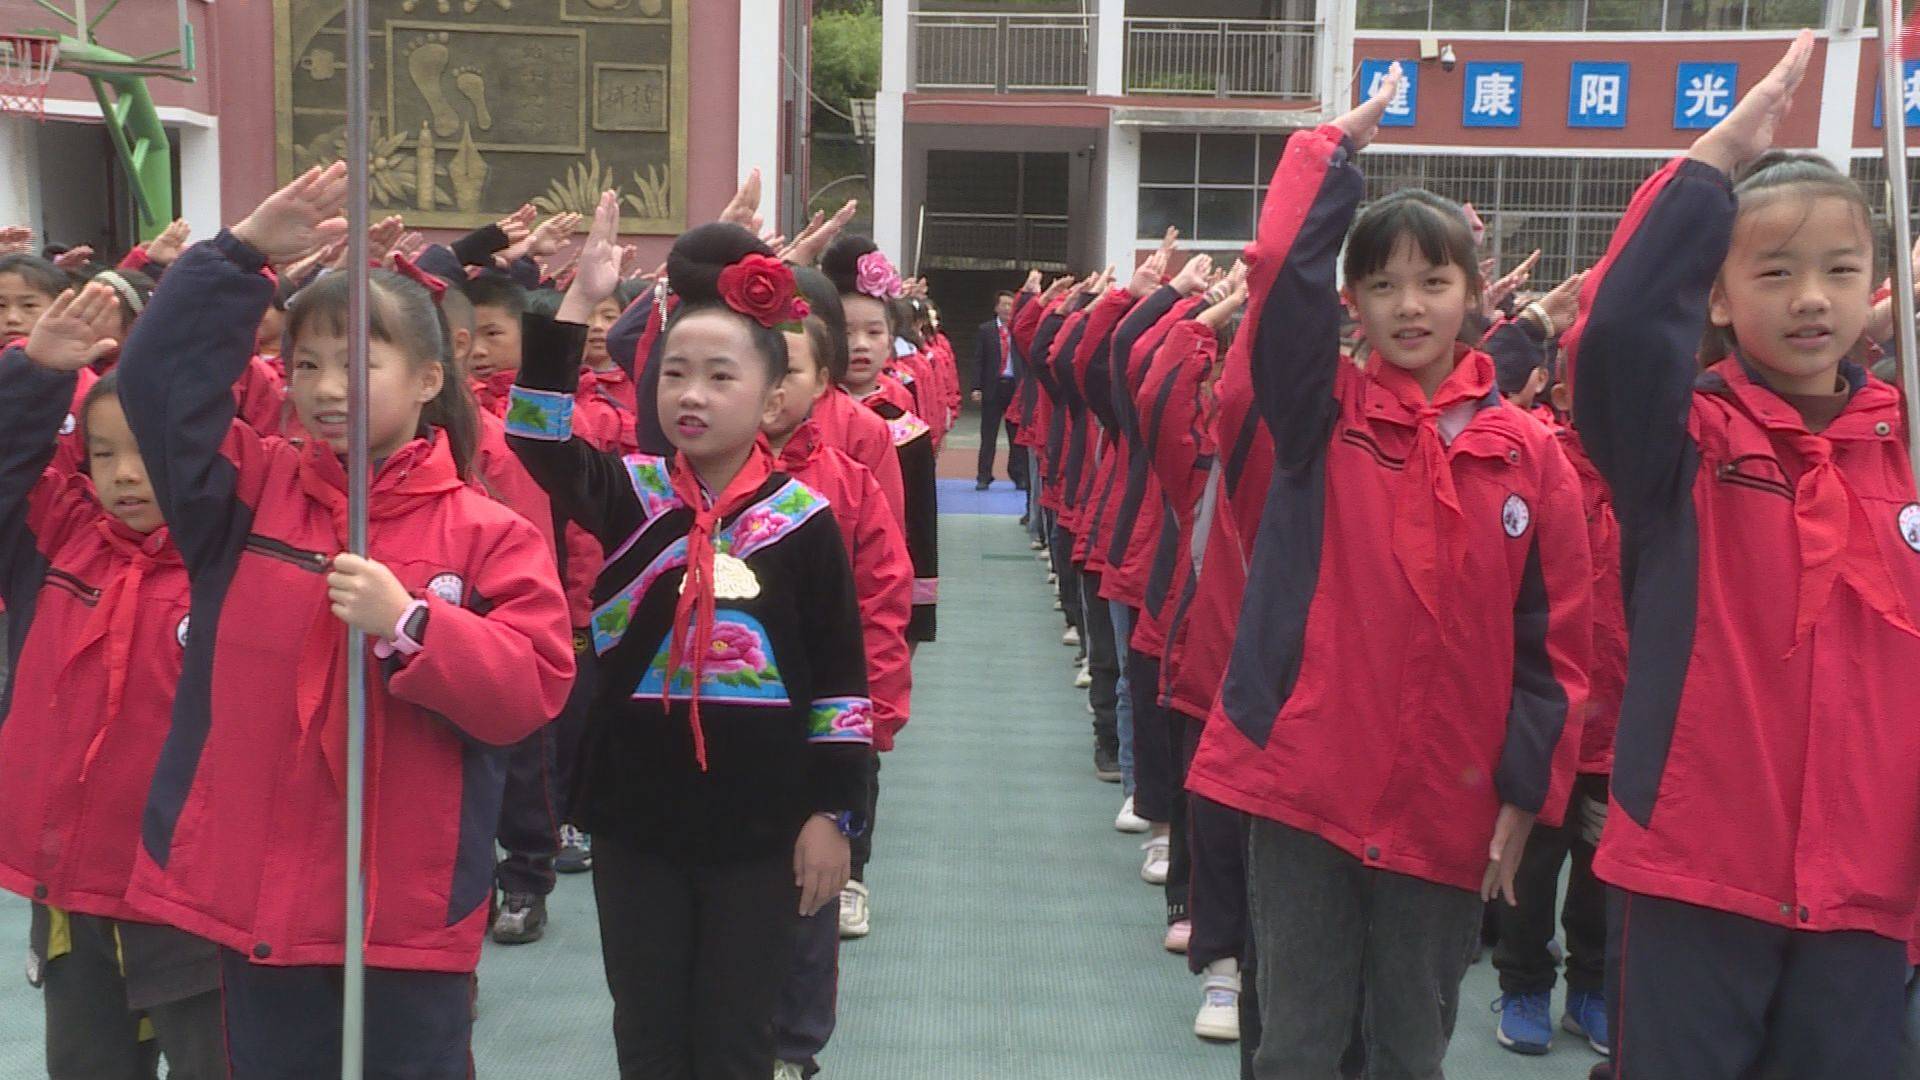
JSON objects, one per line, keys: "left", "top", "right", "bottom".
{"left": 1714, "top": 360, "right": 1920, "bottom": 651}
{"left": 1369, "top": 344, "right": 1496, "bottom": 629}
{"left": 663, "top": 440, "right": 776, "bottom": 771}
{"left": 56, "top": 493, "right": 181, "bottom": 781}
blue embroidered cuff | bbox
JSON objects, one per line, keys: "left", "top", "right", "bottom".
{"left": 808, "top": 697, "right": 874, "bottom": 744}
{"left": 504, "top": 387, "right": 575, "bottom": 441}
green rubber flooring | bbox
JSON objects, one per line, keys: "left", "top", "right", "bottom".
{"left": 0, "top": 511, "right": 1602, "bottom": 1078}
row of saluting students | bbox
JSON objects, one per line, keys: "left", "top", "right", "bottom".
{"left": 0, "top": 169, "right": 958, "bottom": 1077}
{"left": 1013, "top": 36, "right": 1920, "bottom": 1080}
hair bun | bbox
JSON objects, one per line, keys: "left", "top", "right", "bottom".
{"left": 820, "top": 233, "right": 880, "bottom": 296}
{"left": 667, "top": 223, "right": 773, "bottom": 306}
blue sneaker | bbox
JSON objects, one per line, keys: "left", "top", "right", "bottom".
{"left": 1563, "top": 988, "right": 1611, "bottom": 1055}
{"left": 1494, "top": 991, "right": 1553, "bottom": 1055}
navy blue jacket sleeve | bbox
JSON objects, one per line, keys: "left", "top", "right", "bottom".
{"left": 0, "top": 346, "right": 78, "bottom": 613}
{"left": 117, "top": 232, "right": 275, "bottom": 576}
{"left": 449, "top": 224, "right": 510, "bottom": 269}
{"left": 1243, "top": 127, "right": 1364, "bottom": 475}
{"left": 1110, "top": 286, "right": 1180, "bottom": 444}
{"left": 416, "top": 243, "right": 466, "bottom": 289}
{"left": 1567, "top": 158, "right": 1730, "bottom": 519}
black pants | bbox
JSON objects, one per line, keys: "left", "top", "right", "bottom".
{"left": 1607, "top": 889, "right": 1907, "bottom": 1080}
{"left": 41, "top": 910, "right": 227, "bottom": 1080}
{"left": 1183, "top": 716, "right": 1248, "bottom": 974}
{"left": 1494, "top": 771, "right": 1606, "bottom": 996}
{"left": 850, "top": 754, "right": 880, "bottom": 881}
{"left": 1130, "top": 647, "right": 1175, "bottom": 822}
{"left": 551, "top": 635, "right": 598, "bottom": 825}
{"left": 1049, "top": 520, "right": 1083, "bottom": 640}
{"left": 593, "top": 832, "right": 799, "bottom": 1080}
{"left": 976, "top": 377, "right": 1027, "bottom": 487}
{"left": 1079, "top": 570, "right": 1120, "bottom": 754}
{"left": 218, "top": 949, "right": 473, "bottom": 1080}
{"left": 772, "top": 901, "right": 839, "bottom": 1074}
{"left": 496, "top": 721, "right": 559, "bottom": 897}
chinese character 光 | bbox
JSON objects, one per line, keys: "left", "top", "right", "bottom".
{"left": 1683, "top": 72, "right": 1731, "bottom": 120}
{"left": 1579, "top": 73, "right": 1621, "bottom": 116}
{"left": 1471, "top": 71, "right": 1517, "bottom": 117}
{"left": 1369, "top": 70, "right": 1412, "bottom": 115}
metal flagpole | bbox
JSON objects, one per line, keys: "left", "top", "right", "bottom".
{"left": 341, "top": 0, "right": 372, "bottom": 1075}
{"left": 1882, "top": 0, "right": 1920, "bottom": 484}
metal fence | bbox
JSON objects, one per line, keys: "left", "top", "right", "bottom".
{"left": 908, "top": 12, "right": 1094, "bottom": 93}
{"left": 1123, "top": 18, "right": 1319, "bottom": 99}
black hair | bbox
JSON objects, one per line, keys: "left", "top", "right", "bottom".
{"left": 1698, "top": 151, "right": 1875, "bottom": 365}
{"left": 522, "top": 286, "right": 564, "bottom": 320}
{"left": 78, "top": 367, "right": 123, "bottom": 464}
{"left": 284, "top": 270, "right": 480, "bottom": 480}
{"left": 462, "top": 272, "right": 527, "bottom": 319}
{"left": 793, "top": 267, "right": 849, "bottom": 381}
{"left": 1343, "top": 189, "right": 1486, "bottom": 305}
{"left": 791, "top": 314, "right": 839, "bottom": 387}
{"left": 90, "top": 268, "right": 154, "bottom": 334}
{"left": 819, "top": 233, "right": 880, "bottom": 298}
{"left": 662, "top": 221, "right": 788, "bottom": 385}
{"left": 0, "top": 254, "right": 68, "bottom": 299}
{"left": 612, "top": 277, "right": 648, "bottom": 312}
{"left": 890, "top": 299, "right": 923, "bottom": 349}
{"left": 995, "top": 290, "right": 1016, "bottom": 303}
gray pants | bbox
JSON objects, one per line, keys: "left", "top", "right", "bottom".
{"left": 1248, "top": 820, "right": 1479, "bottom": 1080}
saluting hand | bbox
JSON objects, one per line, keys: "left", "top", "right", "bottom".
{"left": 1334, "top": 61, "right": 1403, "bottom": 152}
{"left": 327, "top": 553, "right": 414, "bottom": 640}
{"left": 233, "top": 162, "right": 349, "bottom": 262}
{"left": 1688, "top": 29, "right": 1813, "bottom": 175}
{"left": 557, "top": 191, "right": 626, "bottom": 324}
{"left": 25, "top": 284, "right": 122, "bottom": 372}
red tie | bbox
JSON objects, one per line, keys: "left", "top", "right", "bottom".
{"left": 1000, "top": 323, "right": 1013, "bottom": 378}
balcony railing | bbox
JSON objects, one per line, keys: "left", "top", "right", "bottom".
{"left": 1124, "top": 17, "right": 1318, "bottom": 99}
{"left": 920, "top": 212, "right": 1073, "bottom": 272}
{"left": 908, "top": 12, "right": 1094, "bottom": 94}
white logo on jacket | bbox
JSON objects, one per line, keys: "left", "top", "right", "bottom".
{"left": 1901, "top": 503, "right": 1920, "bottom": 553}
{"left": 1501, "top": 494, "right": 1531, "bottom": 538}
{"left": 175, "top": 615, "right": 190, "bottom": 648}
{"left": 60, "top": 413, "right": 76, "bottom": 436}
{"left": 426, "top": 573, "right": 465, "bottom": 605}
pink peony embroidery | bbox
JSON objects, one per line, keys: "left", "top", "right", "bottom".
{"left": 855, "top": 251, "right": 903, "bottom": 300}
{"left": 833, "top": 699, "right": 872, "bottom": 735}
{"left": 733, "top": 509, "right": 791, "bottom": 549}
{"left": 706, "top": 620, "right": 768, "bottom": 675}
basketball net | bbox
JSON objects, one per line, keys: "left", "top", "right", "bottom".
{"left": 0, "top": 35, "right": 59, "bottom": 120}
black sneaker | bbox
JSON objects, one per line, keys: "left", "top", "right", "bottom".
{"left": 491, "top": 893, "right": 547, "bottom": 945}
{"left": 555, "top": 825, "right": 592, "bottom": 874}
{"left": 1094, "top": 745, "right": 1122, "bottom": 783}
{"left": 975, "top": 479, "right": 991, "bottom": 491}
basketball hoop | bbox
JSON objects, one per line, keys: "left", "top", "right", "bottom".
{"left": 0, "top": 34, "right": 60, "bottom": 120}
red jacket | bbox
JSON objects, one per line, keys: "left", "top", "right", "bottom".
{"left": 1038, "top": 307, "right": 1092, "bottom": 514}
{"left": 813, "top": 386, "right": 908, "bottom": 541}
{"left": 578, "top": 364, "right": 639, "bottom": 454}
{"left": 1129, "top": 318, "right": 1219, "bottom": 659}
{"left": 780, "top": 419, "right": 914, "bottom": 749}
{"left": 1104, "top": 292, "right": 1205, "bottom": 610}
{"left": 0, "top": 353, "right": 193, "bottom": 923}
{"left": 1570, "top": 157, "right": 1920, "bottom": 939}
{"left": 117, "top": 234, "right": 574, "bottom": 973}
{"left": 1185, "top": 127, "right": 1591, "bottom": 892}
{"left": 1556, "top": 427, "right": 1625, "bottom": 776}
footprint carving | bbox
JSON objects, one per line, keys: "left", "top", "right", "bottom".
{"left": 454, "top": 67, "right": 493, "bottom": 131}
{"left": 404, "top": 32, "right": 460, "bottom": 139}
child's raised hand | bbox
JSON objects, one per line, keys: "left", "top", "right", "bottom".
{"left": 1130, "top": 249, "right": 1168, "bottom": 297}
{"left": 559, "top": 191, "right": 625, "bottom": 320}
{"left": 782, "top": 198, "right": 857, "bottom": 267}
{"left": 52, "top": 246, "right": 96, "bottom": 274}
{"left": 25, "top": 284, "right": 121, "bottom": 372}
{"left": 0, "top": 224, "right": 31, "bottom": 256}
{"left": 1196, "top": 273, "right": 1246, "bottom": 329}
{"left": 145, "top": 218, "right": 192, "bottom": 265}
{"left": 366, "top": 215, "right": 407, "bottom": 261}
{"left": 1023, "top": 269, "right": 1043, "bottom": 294}
{"left": 1536, "top": 269, "right": 1587, "bottom": 338}
{"left": 1484, "top": 249, "right": 1540, "bottom": 312}
{"left": 1334, "top": 60, "right": 1402, "bottom": 151}
{"left": 1172, "top": 253, "right": 1215, "bottom": 296}
{"left": 234, "top": 162, "right": 349, "bottom": 262}
{"left": 719, "top": 168, "right": 763, "bottom": 229}
{"left": 1688, "top": 28, "right": 1814, "bottom": 175}
{"left": 326, "top": 553, "right": 414, "bottom": 640}
{"left": 525, "top": 211, "right": 582, "bottom": 259}
{"left": 393, "top": 230, "right": 426, "bottom": 262}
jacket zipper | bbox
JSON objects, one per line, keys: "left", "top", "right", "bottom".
{"left": 1716, "top": 456, "right": 1794, "bottom": 500}
{"left": 244, "top": 535, "right": 331, "bottom": 573}
{"left": 44, "top": 568, "right": 102, "bottom": 604}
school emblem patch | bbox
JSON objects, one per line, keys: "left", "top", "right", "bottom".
{"left": 59, "top": 413, "right": 75, "bottom": 436}
{"left": 1501, "top": 494, "right": 1531, "bottom": 538}
{"left": 1900, "top": 503, "right": 1920, "bottom": 554}
{"left": 426, "top": 573, "right": 466, "bottom": 605}
{"left": 175, "top": 615, "right": 190, "bottom": 648}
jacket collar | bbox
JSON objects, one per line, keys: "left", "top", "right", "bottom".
{"left": 1703, "top": 355, "right": 1897, "bottom": 442}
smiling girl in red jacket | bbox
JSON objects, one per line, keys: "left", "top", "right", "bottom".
{"left": 1, "top": 284, "right": 227, "bottom": 1078}
{"left": 1183, "top": 67, "right": 1593, "bottom": 1076}
{"left": 115, "top": 164, "right": 575, "bottom": 1079}
{"left": 1565, "top": 34, "right": 1920, "bottom": 1079}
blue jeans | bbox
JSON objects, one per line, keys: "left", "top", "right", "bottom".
{"left": 1109, "top": 599, "right": 1135, "bottom": 796}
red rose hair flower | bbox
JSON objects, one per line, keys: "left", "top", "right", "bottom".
{"left": 717, "top": 253, "right": 808, "bottom": 329}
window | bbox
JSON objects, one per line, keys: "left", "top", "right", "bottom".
{"left": 1356, "top": 0, "right": 1828, "bottom": 30}
{"left": 1137, "top": 130, "right": 1292, "bottom": 242}
{"left": 1358, "top": 153, "right": 1670, "bottom": 283}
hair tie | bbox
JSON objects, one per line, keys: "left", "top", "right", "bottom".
{"left": 91, "top": 270, "right": 144, "bottom": 315}
{"left": 387, "top": 252, "right": 448, "bottom": 302}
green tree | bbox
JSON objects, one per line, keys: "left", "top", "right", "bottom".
{"left": 812, "top": 1, "right": 880, "bottom": 133}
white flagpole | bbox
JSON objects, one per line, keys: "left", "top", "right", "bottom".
{"left": 341, "top": 0, "right": 371, "bottom": 1075}
{"left": 1881, "top": 0, "right": 1920, "bottom": 483}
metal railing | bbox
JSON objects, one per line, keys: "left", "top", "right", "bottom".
{"left": 920, "top": 211, "right": 1073, "bottom": 271}
{"left": 1123, "top": 17, "right": 1318, "bottom": 99}
{"left": 908, "top": 12, "right": 1093, "bottom": 93}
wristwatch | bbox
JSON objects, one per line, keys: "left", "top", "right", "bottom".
{"left": 814, "top": 810, "right": 866, "bottom": 839}
{"left": 378, "top": 598, "right": 432, "bottom": 659}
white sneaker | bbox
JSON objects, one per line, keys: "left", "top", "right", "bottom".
{"left": 1046, "top": 571, "right": 1057, "bottom": 584}
{"left": 1062, "top": 625, "right": 1080, "bottom": 647}
{"left": 838, "top": 881, "right": 870, "bottom": 939}
{"left": 1141, "top": 835, "right": 1171, "bottom": 884}
{"left": 774, "top": 1063, "right": 807, "bottom": 1080}
{"left": 1114, "top": 796, "right": 1150, "bottom": 833}
{"left": 1074, "top": 664, "right": 1092, "bottom": 689}
{"left": 1030, "top": 539, "right": 1046, "bottom": 550}
{"left": 1194, "top": 962, "right": 1241, "bottom": 1042}
{"left": 1163, "top": 919, "right": 1193, "bottom": 953}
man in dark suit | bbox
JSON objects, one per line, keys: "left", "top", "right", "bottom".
{"left": 972, "top": 290, "right": 1028, "bottom": 491}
